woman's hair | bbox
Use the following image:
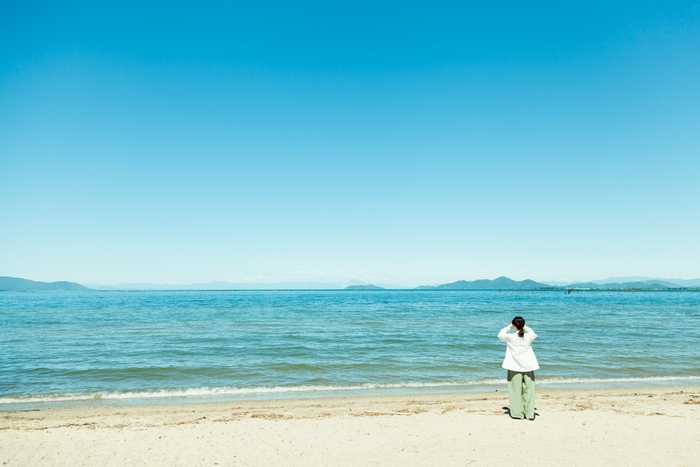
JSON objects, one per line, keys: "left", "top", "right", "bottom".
{"left": 512, "top": 316, "right": 525, "bottom": 338}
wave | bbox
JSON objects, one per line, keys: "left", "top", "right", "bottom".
{"left": 536, "top": 375, "right": 700, "bottom": 385}
{"left": 0, "top": 380, "right": 499, "bottom": 405}
{"left": 2, "top": 375, "right": 699, "bottom": 405}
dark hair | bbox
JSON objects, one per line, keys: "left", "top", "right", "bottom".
{"left": 512, "top": 316, "right": 525, "bottom": 338}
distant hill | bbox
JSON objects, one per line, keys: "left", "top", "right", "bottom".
{"left": 0, "top": 276, "right": 89, "bottom": 291}
{"left": 587, "top": 277, "right": 697, "bottom": 287}
{"left": 418, "top": 276, "right": 550, "bottom": 290}
{"left": 345, "top": 284, "right": 385, "bottom": 290}
{"left": 544, "top": 277, "right": 700, "bottom": 288}
{"left": 564, "top": 281, "right": 677, "bottom": 290}
{"left": 648, "top": 278, "right": 700, "bottom": 288}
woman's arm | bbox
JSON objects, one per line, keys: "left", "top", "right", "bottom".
{"left": 523, "top": 325, "right": 537, "bottom": 342}
{"left": 498, "top": 325, "right": 512, "bottom": 342}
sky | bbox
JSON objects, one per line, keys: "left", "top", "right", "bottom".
{"left": 1, "top": 1, "right": 699, "bottom": 287}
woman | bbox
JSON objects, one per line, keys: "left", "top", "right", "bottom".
{"left": 498, "top": 316, "right": 539, "bottom": 420}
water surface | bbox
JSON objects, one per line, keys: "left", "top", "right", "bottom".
{"left": 1, "top": 290, "right": 698, "bottom": 409}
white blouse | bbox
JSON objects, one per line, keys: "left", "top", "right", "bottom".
{"left": 498, "top": 325, "right": 540, "bottom": 372}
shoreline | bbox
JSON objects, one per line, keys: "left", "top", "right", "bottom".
{"left": 3, "top": 375, "right": 700, "bottom": 412}
{"left": 3, "top": 385, "right": 700, "bottom": 466}
{"left": 4, "top": 384, "right": 699, "bottom": 422}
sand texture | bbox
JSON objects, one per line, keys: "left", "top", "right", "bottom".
{"left": 2, "top": 386, "right": 700, "bottom": 466}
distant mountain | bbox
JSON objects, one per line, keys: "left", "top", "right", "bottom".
{"left": 545, "top": 276, "right": 700, "bottom": 290}
{"left": 418, "top": 276, "right": 550, "bottom": 290}
{"left": 591, "top": 277, "right": 700, "bottom": 288}
{"left": 345, "top": 284, "right": 385, "bottom": 290}
{"left": 564, "top": 281, "right": 678, "bottom": 290}
{"left": 665, "top": 278, "right": 700, "bottom": 288}
{"left": 0, "top": 276, "right": 89, "bottom": 291}
{"left": 589, "top": 278, "right": 680, "bottom": 288}
{"left": 346, "top": 279, "right": 409, "bottom": 289}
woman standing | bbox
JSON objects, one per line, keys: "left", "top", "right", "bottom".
{"left": 498, "top": 316, "right": 539, "bottom": 420}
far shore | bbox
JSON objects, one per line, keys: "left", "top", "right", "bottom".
{"left": 2, "top": 385, "right": 699, "bottom": 466}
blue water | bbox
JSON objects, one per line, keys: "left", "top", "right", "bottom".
{"left": 1, "top": 290, "right": 699, "bottom": 408}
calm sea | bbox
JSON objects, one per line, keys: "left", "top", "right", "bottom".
{"left": 1, "top": 290, "right": 699, "bottom": 409}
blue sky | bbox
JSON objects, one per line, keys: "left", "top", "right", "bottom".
{"left": 1, "top": 1, "right": 699, "bottom": 286}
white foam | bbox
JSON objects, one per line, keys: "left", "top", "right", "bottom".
{"left": 0, "top": 380, "right": 499, "bottom": 404}
{"left": 2, "top": 375, "right": 699, "bottom": 405}
{"left": 537, "top": 375, "right": 700, "bottom": 385}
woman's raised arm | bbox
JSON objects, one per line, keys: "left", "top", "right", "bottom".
{"left": 498, "top": 325, "right": 512, "bottom": 342}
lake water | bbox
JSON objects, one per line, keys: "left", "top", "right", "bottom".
{"left": 1, "top": 290, "right": 699, "bottom": 409}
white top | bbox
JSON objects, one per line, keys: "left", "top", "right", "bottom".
{"left": 498, "top": 325, "right": 540, "bottom": 372}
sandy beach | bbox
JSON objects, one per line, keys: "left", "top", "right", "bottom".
{"left": 2, "top": 385, "right": 699, "bottom": 466}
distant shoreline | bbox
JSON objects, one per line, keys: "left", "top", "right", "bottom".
{"left": 3, "top": 288, "right": 700, "bottom": 293}
{"left": 3, "top": 275, "right": 700, "bottom": 291}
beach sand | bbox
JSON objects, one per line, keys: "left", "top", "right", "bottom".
{"left": 2, "top": 386, "right": 699, "bottom": 466}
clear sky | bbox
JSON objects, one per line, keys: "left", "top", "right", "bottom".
{"left": 1, "top": 1, "right": 699, "bottom": 287}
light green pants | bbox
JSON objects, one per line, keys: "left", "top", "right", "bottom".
{"left": 507, "top": 370, "right": 535, "bottom": 420}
